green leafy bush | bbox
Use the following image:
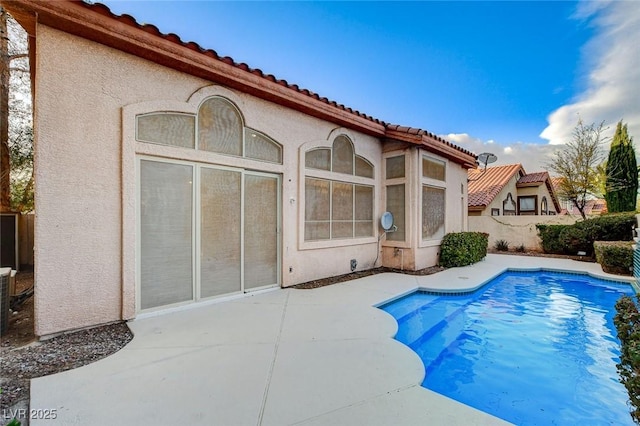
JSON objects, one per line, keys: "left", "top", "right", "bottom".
{"left": 614, "top": 295, "right": 640, "bottom": 424}
{"left": 494, "top": 239, "right": 509, "bottom": 251}
{"left": 537, "top": 213, "right": 637, "bottom": 256}
{"left": 440, "top": 232, "right": 488, "bottom": 268}
{"left": 536, "top": 224, "right": 569, "bottom": 253}
{"left": 594, "top": 241, "right": 634, "bottom": 275}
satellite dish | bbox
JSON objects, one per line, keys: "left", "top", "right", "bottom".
{"left": 380, "top": 212, "right": 394, "bottom": 231}
{"left": 477, "top": 152, "right": 497, "bottom": 167}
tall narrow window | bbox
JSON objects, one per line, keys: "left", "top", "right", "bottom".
{"left": 422, "top": 186, "right": 445, "bottom": 240}
{"left": 139, "top": 160, "right": 193, "bottom": 309}
{"left": 385, "top": 154, "right": 406, "bottom": 242}
{"left": 421, "top": 155, "right": 446, "bottom": 241}
{"left": 386, "top": 184, "right": 405, "bottom": 241}
{"left": 541, "top": 196, "right": 548, "bottom": 215}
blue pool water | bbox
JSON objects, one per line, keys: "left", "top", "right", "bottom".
{"left": 381, "top": 270, "right": 635, "bottom": 426}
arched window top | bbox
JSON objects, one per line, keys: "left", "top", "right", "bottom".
{"left": 244, "top": 127, "right": 282, "bottom": 163}
{"left": 332, "top": 135, "right": 354, "bottom": 174}
{"left": 306, "top": 135, "right": 374, "bottom": 178}
{"left": 503, "top": 192, "right": 516, "bottom": 215}
{"left": 198, "top": 97, "right": 243, "bottom": 156}
{"left": 541, "top": 196, "right": 548, "bottom": 215}
{"left": 134, "top": 95, "right": 282, "bottom": 164}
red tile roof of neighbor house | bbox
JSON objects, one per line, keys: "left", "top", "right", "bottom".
{"left": 568, "top": 199, "right": 608, "bottom": 216}
{"left": 468, "top": 164, "right": 524, "bottom": 208}
{"left": 468, "top": 164, "right": 562, "bottom": 212}
{"left": 2, "top": 0, "right": 477, "bottom": 168}
{"left": 516, "top": 171, "right": 549, "bottom": 185}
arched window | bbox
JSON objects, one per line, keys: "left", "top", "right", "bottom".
{"left": 135, "top": 96, "right": 282, "bottom": 163}
{"left": 304, "top": 135, "right": 375, "bottom": 241}
{"left": 306, "top": 135, "right": 373, "bottom": 178}
{"left": 541, "top": 196, "right": 548, "bottom": 215}
{"left": 198, "top": 97, "right": 243, "bottom": 156}
{"left": 503, "top": 193, "right": 516, "bottom": 215}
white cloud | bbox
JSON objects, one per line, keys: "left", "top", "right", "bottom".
{"left": 445, "top": 133, "right": 558, "bottom": 173}
{"left": 540, "top": 1, "right": 640, "bottom": 145}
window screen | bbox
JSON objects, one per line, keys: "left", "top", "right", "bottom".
{"left": 306, "top": 148, "right": 331, "bottom": 170}
{"left": 422, "top": 186, "right": 445, "bottom": 240}
{"left": 136, "top": 113, "right": 195, "bottom": 148}
{"left": 198, "top": 97, "right": 243, "bottom": 155}
{"left": 386, "top": 155, "right": 405, "bottom": 179}
{"left": 332, "top": 135, "right": 354, "bottom": 174}
{"left": 140, "top": 160, "right": 193, "bottom": 309}
{"left": 386, "top": 184, "right": 405, "bottom": 241}
{"left": 423, "top": 156, "right": 445, "bottom": 181}
{"left": 244, "top": 128, "right": 282, "bottom": 163}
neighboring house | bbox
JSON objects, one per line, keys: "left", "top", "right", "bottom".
{"left": 549, "top": 177, "right": 608, "bottom": 216}
{"left": 3, "top": 1, "right": 477, "bottom": 336}
{"left": 468, "top": 164, "right": 561, "bottom": 216}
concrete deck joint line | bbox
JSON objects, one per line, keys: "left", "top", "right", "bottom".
{"left": 257, "top": 290, "right": 290, "bottom": 425}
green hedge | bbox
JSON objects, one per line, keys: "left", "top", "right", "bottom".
{"left": 614, "top": 295, "right": 640, "bottom": 424}
{"left": 439, "top": 232, "right": 488, "bottom": 268}
{"left": 536, "top": 212, "right": 637, "bottom": 256}
{"left": 594, "top": 241, "right": 634, "bottom": 275}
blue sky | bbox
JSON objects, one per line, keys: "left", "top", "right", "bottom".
{"left": 101, "top": 1, "right": 640, "bottom": 171}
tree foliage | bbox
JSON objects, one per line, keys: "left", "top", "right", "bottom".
{"left": 0, "top": 7, "right": 32, "bottom": 212}
{"left": 547, "top": 119, "right": 607, "bottom": 220}
{"left": 605, "top": 120, "right": 638, "bottom": 213}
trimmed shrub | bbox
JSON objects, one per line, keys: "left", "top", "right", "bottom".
{"left": 494, "top": 239, "right": 509, "bottom": 251}
{"left": 537, "top": 213, "right": 637, "bottom": 256}
{"left": 440, "top": 232, "right": 488, "bottom": 268}
{"left": 594, "top": 241, "right": 634, "bottom": 275}
{"left": 614, "top": 295, "right": 640, "bottom": 423}
{"left": 536, "top": 224, "right": 570, "bottom": 254}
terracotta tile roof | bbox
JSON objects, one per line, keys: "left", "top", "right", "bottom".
{"left": 5, "top": 0, "right": 475, "bottom": 164}
{"left": 517, "top": 171, "right": 549, "bottom": 185}
{"left": 568, "top": 199, "right": 608, "bottom": 216}
{"left": 550, "top": 176, "right": 564, "bottom": 192}
{"left": 468, "top": 164, "right": 524, "bottom": 208}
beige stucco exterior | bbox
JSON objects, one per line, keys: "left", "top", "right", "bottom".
{"left": 31, "top": 24, "right": 470, "bottom": 336}
{"left": 468, "top": 215, "right": 577, "bottom": 251}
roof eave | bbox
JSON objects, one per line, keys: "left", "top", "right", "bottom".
{"left": 384, "top": 129, "right": 476, "bottom": 168}
{"left": 3, "top": 0, "right": 387, "bottom": 137}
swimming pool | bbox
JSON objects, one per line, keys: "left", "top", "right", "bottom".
{"left": 381, "top": 270, "right": 634, "bottom": 426}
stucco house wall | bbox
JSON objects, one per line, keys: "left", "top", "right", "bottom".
{"left": 11, "top": 0, "right": 476, "bottom": 337}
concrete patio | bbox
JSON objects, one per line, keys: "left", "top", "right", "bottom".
{"left": 30, "top": 254, "right": 633, "bottom": 425}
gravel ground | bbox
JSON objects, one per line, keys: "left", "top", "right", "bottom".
{"left": 0, "top": 272, "right": 133, "bottom": 425}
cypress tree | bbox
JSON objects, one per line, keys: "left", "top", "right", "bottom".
{"left": 605, "top": 120, "right": 638, "bottom": 212}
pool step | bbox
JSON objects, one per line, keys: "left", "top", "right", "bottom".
{"left": 394, "top": 300, "right": 464, "bottom": 347}
{"left": 399, "top": 295, "right": 483, "bottom": 369}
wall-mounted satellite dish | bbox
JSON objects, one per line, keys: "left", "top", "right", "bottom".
{"left": 380, "top": 212, "right": 395, "bottom": 231}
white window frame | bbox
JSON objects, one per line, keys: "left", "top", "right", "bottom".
{"left": 420, "top": 154, "right": 447, "bottom": 247}
{"left": 382, "top": 151, "right": 411, "bottom": 249}
{"left": 299, "top": 136, "right": 377, "bottom": 250}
